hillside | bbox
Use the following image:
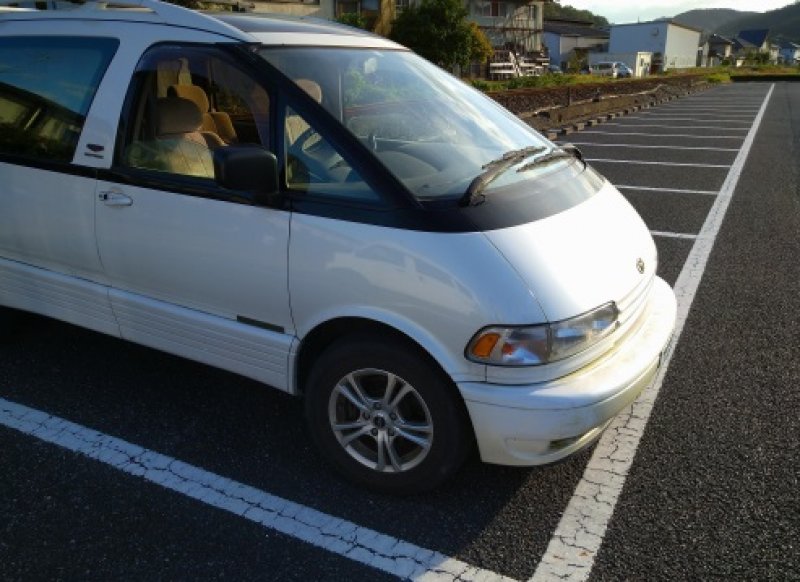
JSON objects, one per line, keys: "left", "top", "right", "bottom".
{"left": 543, "top": 2, "right": 609, "bottom": 28}
{"left": 674, "top": 3, "right": 800, "bottom": 43}
{"left": 673, "top": 9, "right": 756, "bottom": 32}
{"left": 718, "top": 3, "right": 800, "bottom": 43}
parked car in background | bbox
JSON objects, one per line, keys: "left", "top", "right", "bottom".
{"left": 617, "top": 63, "right": 634, "bottom": 78}
{"left": 592, "top": 61, "right": 627, "bottom": 79}
{"left": 547, "top": 64, "right": 563, "bottom": 74}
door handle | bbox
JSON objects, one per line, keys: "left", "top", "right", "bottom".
{"left": 99, "top": 190, "right": 133, "bottom": 207}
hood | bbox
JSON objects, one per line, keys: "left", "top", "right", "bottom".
{"left": 482, "top": 180, "right": 657, "bottom": 322}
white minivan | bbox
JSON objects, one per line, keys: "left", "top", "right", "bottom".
{"left": 592, "top": 61, "right": 633, "bottom": 79}
{"left": 0, "top": 0, "right": 676, "bottom": 493}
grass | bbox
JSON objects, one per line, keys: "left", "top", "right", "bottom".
{"left": 730, "top": 64, "right": 800, "bottom": 76}
{"left": 470, "top": 73, "right": 615, "bottom": 92}
{"left": 468, "top": 65, "right": 799, "bottom": 93}
{"left": 674, "top": 65, "right": 799, "bottom": 81}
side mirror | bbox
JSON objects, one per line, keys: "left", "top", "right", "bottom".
{"left": 213, "top": 145, "right": 280, "bottom": 207}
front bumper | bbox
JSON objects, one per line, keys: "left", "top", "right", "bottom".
{"left": 458, "top": 276, "right": 677, "bottom": 466}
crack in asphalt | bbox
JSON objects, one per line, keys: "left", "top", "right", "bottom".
{"left": 0, "top": 397, "right": 515, "bottom": 582}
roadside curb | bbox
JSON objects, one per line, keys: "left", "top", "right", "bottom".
{"left": 545, "top": 86, "right": 711, "bottom": 141}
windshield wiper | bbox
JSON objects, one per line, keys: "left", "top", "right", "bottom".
{"left": 461, "top": 145, "right": 545, "bottom": 206}
{"left": 515, "top": 144, "right": 585, "bottom": 174}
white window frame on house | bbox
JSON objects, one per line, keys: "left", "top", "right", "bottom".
{"left": 473, "top": 1, "right": 490, "bottom": 17}
{"left": 472, "top": 1, "right": 513, "bottom": 18}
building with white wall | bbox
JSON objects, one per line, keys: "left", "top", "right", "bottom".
{"left": 609, "top": 19, "right": 702, "bottom": 72}
{"left": 471, "top": 0, "right": 547, "bottom": 53}
{"left": 707, "top": 34, "right": 734, "bottom": 66}
{"left": 543, "top": 18, "right": 608, "bottom": 70}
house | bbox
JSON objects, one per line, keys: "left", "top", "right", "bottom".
{"left": 543, "top": 18, "right": 608, "bottom": 71}
{"left": 733, "top": 29, "right": 779, "bottom": 64}
{"left": 608, "top": 19, "right": 702, "bottom": 72}
{"left": 707, "top": 33, "right": 734, "bottom": 66}
{"left": 780, "top": 42, "right": 800, "bottom": 65}
{"left": 470, "top": 0, "right": 549, "bottom": 55}
{"left": 734, "top": 29, "right": 769, "bottom": 53}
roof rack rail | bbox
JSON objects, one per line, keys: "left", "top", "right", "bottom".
{"left": 0, "top": 0, "right": 253, "bottom": 40}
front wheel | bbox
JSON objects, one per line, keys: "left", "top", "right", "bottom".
{"left": 304, "top": 335, "right": 471, "bottom": 494}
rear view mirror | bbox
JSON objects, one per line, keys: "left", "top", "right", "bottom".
{"left": 213, "top": 145, "right": 280, "bottom": 206}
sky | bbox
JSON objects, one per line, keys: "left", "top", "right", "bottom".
{"left": 560, "top": 1, "right": 793, "bottom": 24}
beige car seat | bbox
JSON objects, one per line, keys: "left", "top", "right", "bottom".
{"left": 168, "top": 84, "right": 238, "bottom": 144}
{"left": 153, "top": 96, "right": 223, "bottom": 177}
{"left": 285, "top": 79, "right": 323, "bottom": 146}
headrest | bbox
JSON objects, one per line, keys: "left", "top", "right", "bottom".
{"left": 156, "top": 97, "right": 203, "bottom": 136}
{"left": 168, "top": 84, "right": 210, "bottom": 113}
{"left": 295, "top": 79, "right": 322, "bottom": 104}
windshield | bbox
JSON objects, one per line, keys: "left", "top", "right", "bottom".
{"left": 258, "top": 47, "right": 565, "bottom": 201}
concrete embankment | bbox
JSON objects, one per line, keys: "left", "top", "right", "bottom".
{"left": 487, "top": 75, "right": 712, "bottom": 138}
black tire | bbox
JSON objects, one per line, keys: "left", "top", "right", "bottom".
{"left": 0, "top": 306, "right": 24, "bottom": 343}
{"left": 304, "top": 334, "right": 471, "bottom": 494}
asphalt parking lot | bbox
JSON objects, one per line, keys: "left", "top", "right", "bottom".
{"left": 2, "top": 82, "right": 798, "bottom": 581}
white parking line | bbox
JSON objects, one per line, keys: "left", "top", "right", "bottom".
{"left": 568, "top": 143, "right": 738, "bottom": 153}
{"left": 0, "top": 397, "right": 511, "bottom": 582}
{"left": 655, "top": 108, "right": 759, "bottom": 113}
{"left": 676, "top": 100, "right": 764, "bottom": 105}
{"left": 640, "top": 110, "right": 755, "bottom": 117}
{"left": 674, "top": 105, "right": 762, "bottom": 109}
{"left": 580, "top": 131, "right": 744, "bottom": 139}
{"left": 628, "top": 117, "right": 753, "bottom": 124}
{"left": 531, "top": 84, "right": 774, "bottom": 582}
{"left": 657, "top": 104, "right": 760, "bottom": 108}
{"left": 649, "top": 231, "right": 698, "bottom": 240}
{"left": 600, "top": 123, "right": 747, "bottom": 131}
{"left": 616, "top": 185, "right": 718, "bottom": 195}
{"left": 587, "top": 159, "right": 730, "bottom": 169}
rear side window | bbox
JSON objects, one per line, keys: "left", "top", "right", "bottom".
{"left": 0, "top": 36, "right": 119, "bottom": 163}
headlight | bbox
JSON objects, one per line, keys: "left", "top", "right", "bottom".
{"left": 466, "top": 302, "right": 619, "bottom": 366}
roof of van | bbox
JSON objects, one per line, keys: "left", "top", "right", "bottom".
{"left": 0, "top": 0, "right": 399, "bottom": 48}
{"left": 214, "top": 12, "right": 400, "bottom": 48}
{"left": 211, "top": 13, "right": 376, "bottom": 38}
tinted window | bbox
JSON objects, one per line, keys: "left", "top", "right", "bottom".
{"left": 0, "top": 36, "right": 118, "bottom": 162}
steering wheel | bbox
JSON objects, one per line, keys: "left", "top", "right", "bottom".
{"left": 287, "top": 127, "right": 345, "bottom": 183}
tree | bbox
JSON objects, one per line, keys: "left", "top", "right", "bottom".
{"left": 336, "top": 12, "right": 368, "bottom": 29}
{"left": 468, "top": 22, "right": 494, "bottom": 65}
{"left": 544, "top": 1, "right": 609, "bottom": 28}
{"left": 390, "top": 0, "right": 491, "bottom": 71}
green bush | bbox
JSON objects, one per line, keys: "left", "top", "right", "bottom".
{"left": 706, "top": 72, "right": 731, "bottom": 84}
{"left": 336, "top": 12, "right": 367, "bottom": 29}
